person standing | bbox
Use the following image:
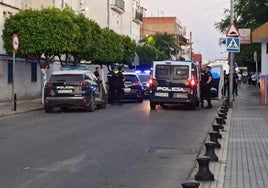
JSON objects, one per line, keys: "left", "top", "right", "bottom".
{"left": 233, "top": 72, "right": 238, "bottom": 96}
{"left": 94, "top": 67, "right": 101, "bottom": 81}
{"left": 200, "top": 65, "right": 213, "bottom": 109}
{"left": 223, "top": 70, "right": 229, "bottom": 97}
{"left": 113, "top": 67, "right": 125, "bottom": 106}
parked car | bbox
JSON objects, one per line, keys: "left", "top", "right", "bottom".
{"left": 43, "top": 69, "right": 107, "bottom": 113}
{"left": 137, "top": 72, "right": 151, "bottom": 99}
{"left": 122, "top": 72, "right": 144, "bottom": 103}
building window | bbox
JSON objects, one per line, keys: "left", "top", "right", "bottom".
{"left": 7, "top": 62, "right": 13, "bottom": 84}
{"left": 31, "top": 62, "right": 37, "bottom": 82}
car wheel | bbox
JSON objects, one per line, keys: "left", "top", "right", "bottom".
{"left": 86, "top": 94, "right": 95, "bottom": 112}
{"left": 150, "top": 101, "right": 156, "bottom": 110}
{"left": 160, "top": 103, "right": 166, "bottom": 109}
{"left": 44, "top": 105, "right": 53, "bottom": 113}
{"left": 138, "top": 98, "right": 143, "bottom": 103}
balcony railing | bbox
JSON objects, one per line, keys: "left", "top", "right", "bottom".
{"left": 133, "top": 11, "right": 143, "bottom": 24}
{"left": 110, "top": 0, "right": 125, "bottom": 14}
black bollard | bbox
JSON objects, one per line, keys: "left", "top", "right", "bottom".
{"left": 204, "top": 141, "right": 219, "bottom": 162}
{"left": 220, "top": 108, "right": 227, "bottom": 119}
{"left": 222, "top": 104, "right": 229, "bottom": 112}
{"left": 181, "top": 180, "right": 200, "bottom": 188}
{"left": 212, "top": 124, "right": 222, "bottom": 139}
{"left": 209, "top": 131, "right": 221, "bottom": 148}
{"left": 218, "top": 113, "right": 226, "bottom": 124}
{"left": 194, "top": 156, "right": 214, "bottom": 181}
{"left": 215, "top": 116, "right": 224, "bottom": 130}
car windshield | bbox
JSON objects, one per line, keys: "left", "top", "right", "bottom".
{"left": 138, "top": 74, "right": 150, "bottom": 83}
{"left": 124, "top": 75, "right": 139, "bottom": 83}
{"left": 50, "top": 74, "right": 84, "bottom": 82}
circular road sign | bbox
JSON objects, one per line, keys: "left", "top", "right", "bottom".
{"left": 12, "top": 34, "right": 19, "bottom": 52}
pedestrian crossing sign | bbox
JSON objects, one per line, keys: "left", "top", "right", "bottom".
{"left": 226, "top": 37, "right": 240, "bottom": 52}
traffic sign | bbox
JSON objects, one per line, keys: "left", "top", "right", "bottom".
{"left": 226, "top": 23, "right": 240, "bottom": 37}
{"left": 12, "top": 34, "right": 19, "bottom": 52}
{"left": 226, "top": 37, "right": 240, "bottom": 52}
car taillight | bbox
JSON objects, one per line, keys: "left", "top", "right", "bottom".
{"left": 46, "top": 82, "right": 53, "bottom": 87}
{"left": 149, "top": 78, "right": 153, "bottom": 85}
{"left": 190, "top": 79, "right": 196, "bottom": 86}
{"left": 77, "top": 81, "right": 86, "bottom": 86}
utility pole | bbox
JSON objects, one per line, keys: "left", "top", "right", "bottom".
{"left": 228, "top": 0, "right": 234, "bottom": 108}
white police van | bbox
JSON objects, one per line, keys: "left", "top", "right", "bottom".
{"left": 149, "top": 60, "right": 200, "bottom": 110}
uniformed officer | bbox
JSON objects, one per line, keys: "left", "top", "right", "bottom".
{"left": 200, "top": 65, "right": 213, "bottom": 109}
{"left": 113, "top": 66, "right": 125, "bottom": 106}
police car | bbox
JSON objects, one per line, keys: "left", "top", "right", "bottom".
{"left": 43, "top": 66, "right": 107, "bottom": 113}
{"left": 149, "top": 60, "right": 200, "bottom": 110}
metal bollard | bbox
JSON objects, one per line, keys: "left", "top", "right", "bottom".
{"left": 212, "top": 124, "right": 222, "bottom": 139}
{"left": 194, "top": 156, "right": 214, "bottom": 181}
{"left": 218, "top": 113, "right": 226, "bottom": 124}
{"left": 204, "top": 141, "right": 218, "bottom": 162}
{"left": 220, "top": 108, "right": 227, "bottom": 119}
{"left": 181, "top": 180, "right": 200, "bottom": 188}
{"left": 215, "top": 116, "right": 224, "bottom": 130}
{"left": 209, "top": 131, "right": 221, "bottom": 148}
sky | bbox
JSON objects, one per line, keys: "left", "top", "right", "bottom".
{"left": 140, "top": 0, "right": 230, "bottom": 62}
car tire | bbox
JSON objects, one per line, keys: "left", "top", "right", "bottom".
{"left": 86, "top": 94, "right": 95, "bottom": 112}
{"left": 138, "top": 98, "right": 143, "bottom": 103}
{"left": 44, "top": 105, "right": 53, "bottom": 113}
{"left": 150, "top": 101, "right": 156, "bottom": 110}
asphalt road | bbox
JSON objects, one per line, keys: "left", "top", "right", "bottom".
{"left": 0, "top": 100, "right": 221, "bottom": 188}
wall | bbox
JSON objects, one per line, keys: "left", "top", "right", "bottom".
{"left": 0, "top": 60, "right": 41, "bottom": 101}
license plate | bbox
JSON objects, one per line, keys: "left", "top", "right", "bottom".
{"left": 155, "top": 92, "right": 168, "bottom": 97}
{"left": 57, "top": 89, "right": 73, "bottom": 94}
{"left": 173, "top": 93, "right": 188, "bottom": 98}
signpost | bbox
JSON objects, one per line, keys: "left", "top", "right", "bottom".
{"left": 11, "top": 34, "right": 19, "bottom": 111}
{"left": 226, "top": 0, "right": 238, "bottom": 107}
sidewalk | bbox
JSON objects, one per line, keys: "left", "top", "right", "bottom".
{"left": 0, "top": 97, "right": 43, "bottom": 117}
{"left": 224, "top": 85, "right": 268, "bottom": 188}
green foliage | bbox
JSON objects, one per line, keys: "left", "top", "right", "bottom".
{"left": 136, "top": 45, "right": 157, "bottom": 66}
{"left": 121, "top": 35, "right": 136, "bottom": 65}
{"left": 91, "top": 28, "right": 124, "bottom": 65}
{"left": 215, "top": 0, "right": 268, "bottom": 70}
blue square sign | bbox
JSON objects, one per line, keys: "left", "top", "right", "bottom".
{"left": 226, "top": 37, "right": 240, "bottom": 52}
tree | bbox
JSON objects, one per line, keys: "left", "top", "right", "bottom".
{"left": 2, "top": 8, "right": 79, "bottom": 68}
{"left": 120, "top": 35, "right": 136, "bottom": 65}
{"left": 68, "top": 12, "right": 102, "bottom": 65}
{"left": 91, "top": 28, "right": 124, "bottom": 67}
{"left": 215, "top": 0, "right": 268, "bottom": 70}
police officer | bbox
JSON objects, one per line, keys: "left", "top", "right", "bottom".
{"left": 200, "top": 65, "right": 213, "bottom": 109}
{"left": 113, "top": 66, "right": 125, "bottom": 106}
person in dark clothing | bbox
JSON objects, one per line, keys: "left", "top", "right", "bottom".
{"left": 94, "top": 67, "right": 101, "bottom": 81}
{"left": 223, "top": 70, "right": 229, "bottom": 97}
{"left": 107, "top": 66, "right": 116, "bottom": 105}
{"left": 200, "top": 65, "right": 213, "bottom": 109}
{"left": 233, "top": 72, "right": 238, "bottom": 96}
{"left": 113, "top": 67, "right": 125, "bottom": 106}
